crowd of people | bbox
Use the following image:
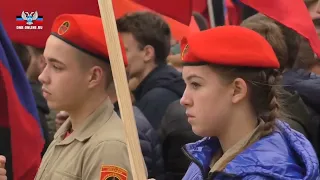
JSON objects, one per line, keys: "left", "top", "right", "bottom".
{"left": 0, "top": 0, "right": 320, "bottom": 179}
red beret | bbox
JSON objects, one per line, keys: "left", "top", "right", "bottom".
{"left": 180, "top": 26, "right": 280, "bottom": 68}
{"left": 51, "top": 14, "right": 128, "bottom": 66}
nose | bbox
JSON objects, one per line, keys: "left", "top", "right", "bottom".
{"left": 38, "top": 65, "right": 50, "bottom": 85}
{"left": 180, "top": 89, "right": 192, "bottom": 107}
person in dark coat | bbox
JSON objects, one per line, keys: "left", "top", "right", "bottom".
{"left": 106, "top": 80, "right": 165, "bottom": 180}
{"left": 159, "top": 100, "right": 201, "bottom": 180}
{"left": 116, "top": 12, "right": 185, "bottom": 129}
{"left": 241, "top": 13, "right": 320, "bottom": 160}
{"left": 240, "top": 14, "right": 318, "bottom": 135}
{"left": 131, "top": 64, "right": 185, "bottom": 130}
{"left": 113, "top": 104, "right": 164, "bottom": 180}
{"left": 282, "top": 69, "right": 320, "bottom": 156}
{"left": 240, "top": 13, "right": 320, "bottom": 162}
{"left": 282, "top": 38, "right": 320, "bottom": 160}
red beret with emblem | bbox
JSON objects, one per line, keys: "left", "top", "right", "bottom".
{"left": 51, "top": 14, "right": 128, "bottom": 66}
{"left": 180, "top": 26, "right": 280, "bottom": 68}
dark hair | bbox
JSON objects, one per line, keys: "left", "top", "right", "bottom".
{"left": 294, "top": 38, "right": 320, "bottom": 69}
{"left": 292, "top": 19, "right": 320, "bottom": 70}
{"left": 211, "top": 65, "right": 283, "bottom": 171}
{"left": 116, "top": 11, "right": 171, "bottom": 64}
{"left": 12, "top": 42, "right": 31, "bottom": 72}
{"left": 277, "top": 23, "right": 302, "bottom": 69}
{"left": 212, "top": 65, "right": 282, "bottom": 135}
{"left": 192, "top": 11, "right": 209, "bottom": 31}
{"left": 242, "top": 14, "right": 301, "bottom": 70}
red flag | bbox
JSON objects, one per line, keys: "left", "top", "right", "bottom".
{"left": 225, "top": 0, "right": 241, "bottom": 25}
{"left": 240, "top": 0, "right": 320, "bottom": 57}
{"left": 0, "top": 21, "right": 44, "bottom": 180}
{"left": 133, "top": 0, "right": 193, "bottom": 25}
{"left": 189, "top": 16, "right": 200, "bottom": 32}
{"left": 192, "top": 0, "right": 210, "bottom": 26}
{"left": 113, "top": 0, "right": 195, "bottom": 40}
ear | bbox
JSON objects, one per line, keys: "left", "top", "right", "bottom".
{"left": 142, "top": 45, "right": 155, "bottom": 63}
{"left": 230, "top": 78, "right": 248, "bottom": 104}
{"left": 87, "top": 66, "right": 104, "bottom": 89}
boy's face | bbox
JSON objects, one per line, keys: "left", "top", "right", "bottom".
{"left": 39, "top": 35, "right": 89, "bottom": 111}
{"left": 120, "top": 32, "right": 146, "bottom": 81}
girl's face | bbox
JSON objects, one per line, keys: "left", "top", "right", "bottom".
{"left": 180, "top": 65, "right": 235, "bottom": 137}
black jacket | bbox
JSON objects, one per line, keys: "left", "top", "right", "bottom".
{"left": 282, "top": 69, "right": 320, "bottom": 160}
{"left": 114, "top": 103, "right": 164, "bottom": 179}
{"left": 159, "top": 100, "right": 201, "bottom": 180}
{"left": 133, "top": 64, "right": 185, "bottom": 129}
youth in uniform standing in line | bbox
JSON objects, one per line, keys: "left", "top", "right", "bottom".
{"left": 179, "top": 26, "right": 319, "bottom": 179}
{"left": 34, "top": 14, "right": 137, "bottom": 180}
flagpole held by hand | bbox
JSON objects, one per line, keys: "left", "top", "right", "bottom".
{"left": 97, "top": 0, "right": 146, "bottom": 179}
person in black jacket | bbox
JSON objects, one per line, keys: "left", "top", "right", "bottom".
{"left": 107, "top": 82, "right": 165, "bottom": 180}
{"left": 116, "top": 12, "right": 185, "bottom": 130}
{"left": 283, "top": 37, "right": 320, "bottom": 160}
{"left": 159, "top": 100, "right": 201, "bottom": 180}
{"left": 242, "top": 13, "right": 320, "bottom": 160}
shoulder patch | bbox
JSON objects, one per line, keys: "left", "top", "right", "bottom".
{"left": 100, "top": 165, "right": 128, "bottom": 180}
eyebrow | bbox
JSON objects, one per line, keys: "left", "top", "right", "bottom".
{"left": 185, "top": 74, "right": 204, "bottom": 81}
{"left": 47, "top": 58, "right": 65, "bottom": 65}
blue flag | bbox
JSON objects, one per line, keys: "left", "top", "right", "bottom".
{"left": 0, "top": 20, "right": 43, "bottom": 180}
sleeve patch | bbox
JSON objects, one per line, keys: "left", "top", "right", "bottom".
{"left": 100, "top": 165, "right": 128, "bottom": 180}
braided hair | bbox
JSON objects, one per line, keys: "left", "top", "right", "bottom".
{"left": 260, "top": 69, "right": 282, "bottom": 136}
{"left": 210, "top": 65, "right": 283, "bottom": 171}
{"left": 210, "top": 65, "right": 283, "bottom": 135}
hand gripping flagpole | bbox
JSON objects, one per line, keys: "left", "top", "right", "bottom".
{"left": 97, "top": 0, "right": 146, "bottom": 179}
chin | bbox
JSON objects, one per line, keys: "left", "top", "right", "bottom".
{"left": 47, "top": 101, "right": 63, "bottom": 111}
{"left": 191, "top": 126, "right": 207, "bottom": 137}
